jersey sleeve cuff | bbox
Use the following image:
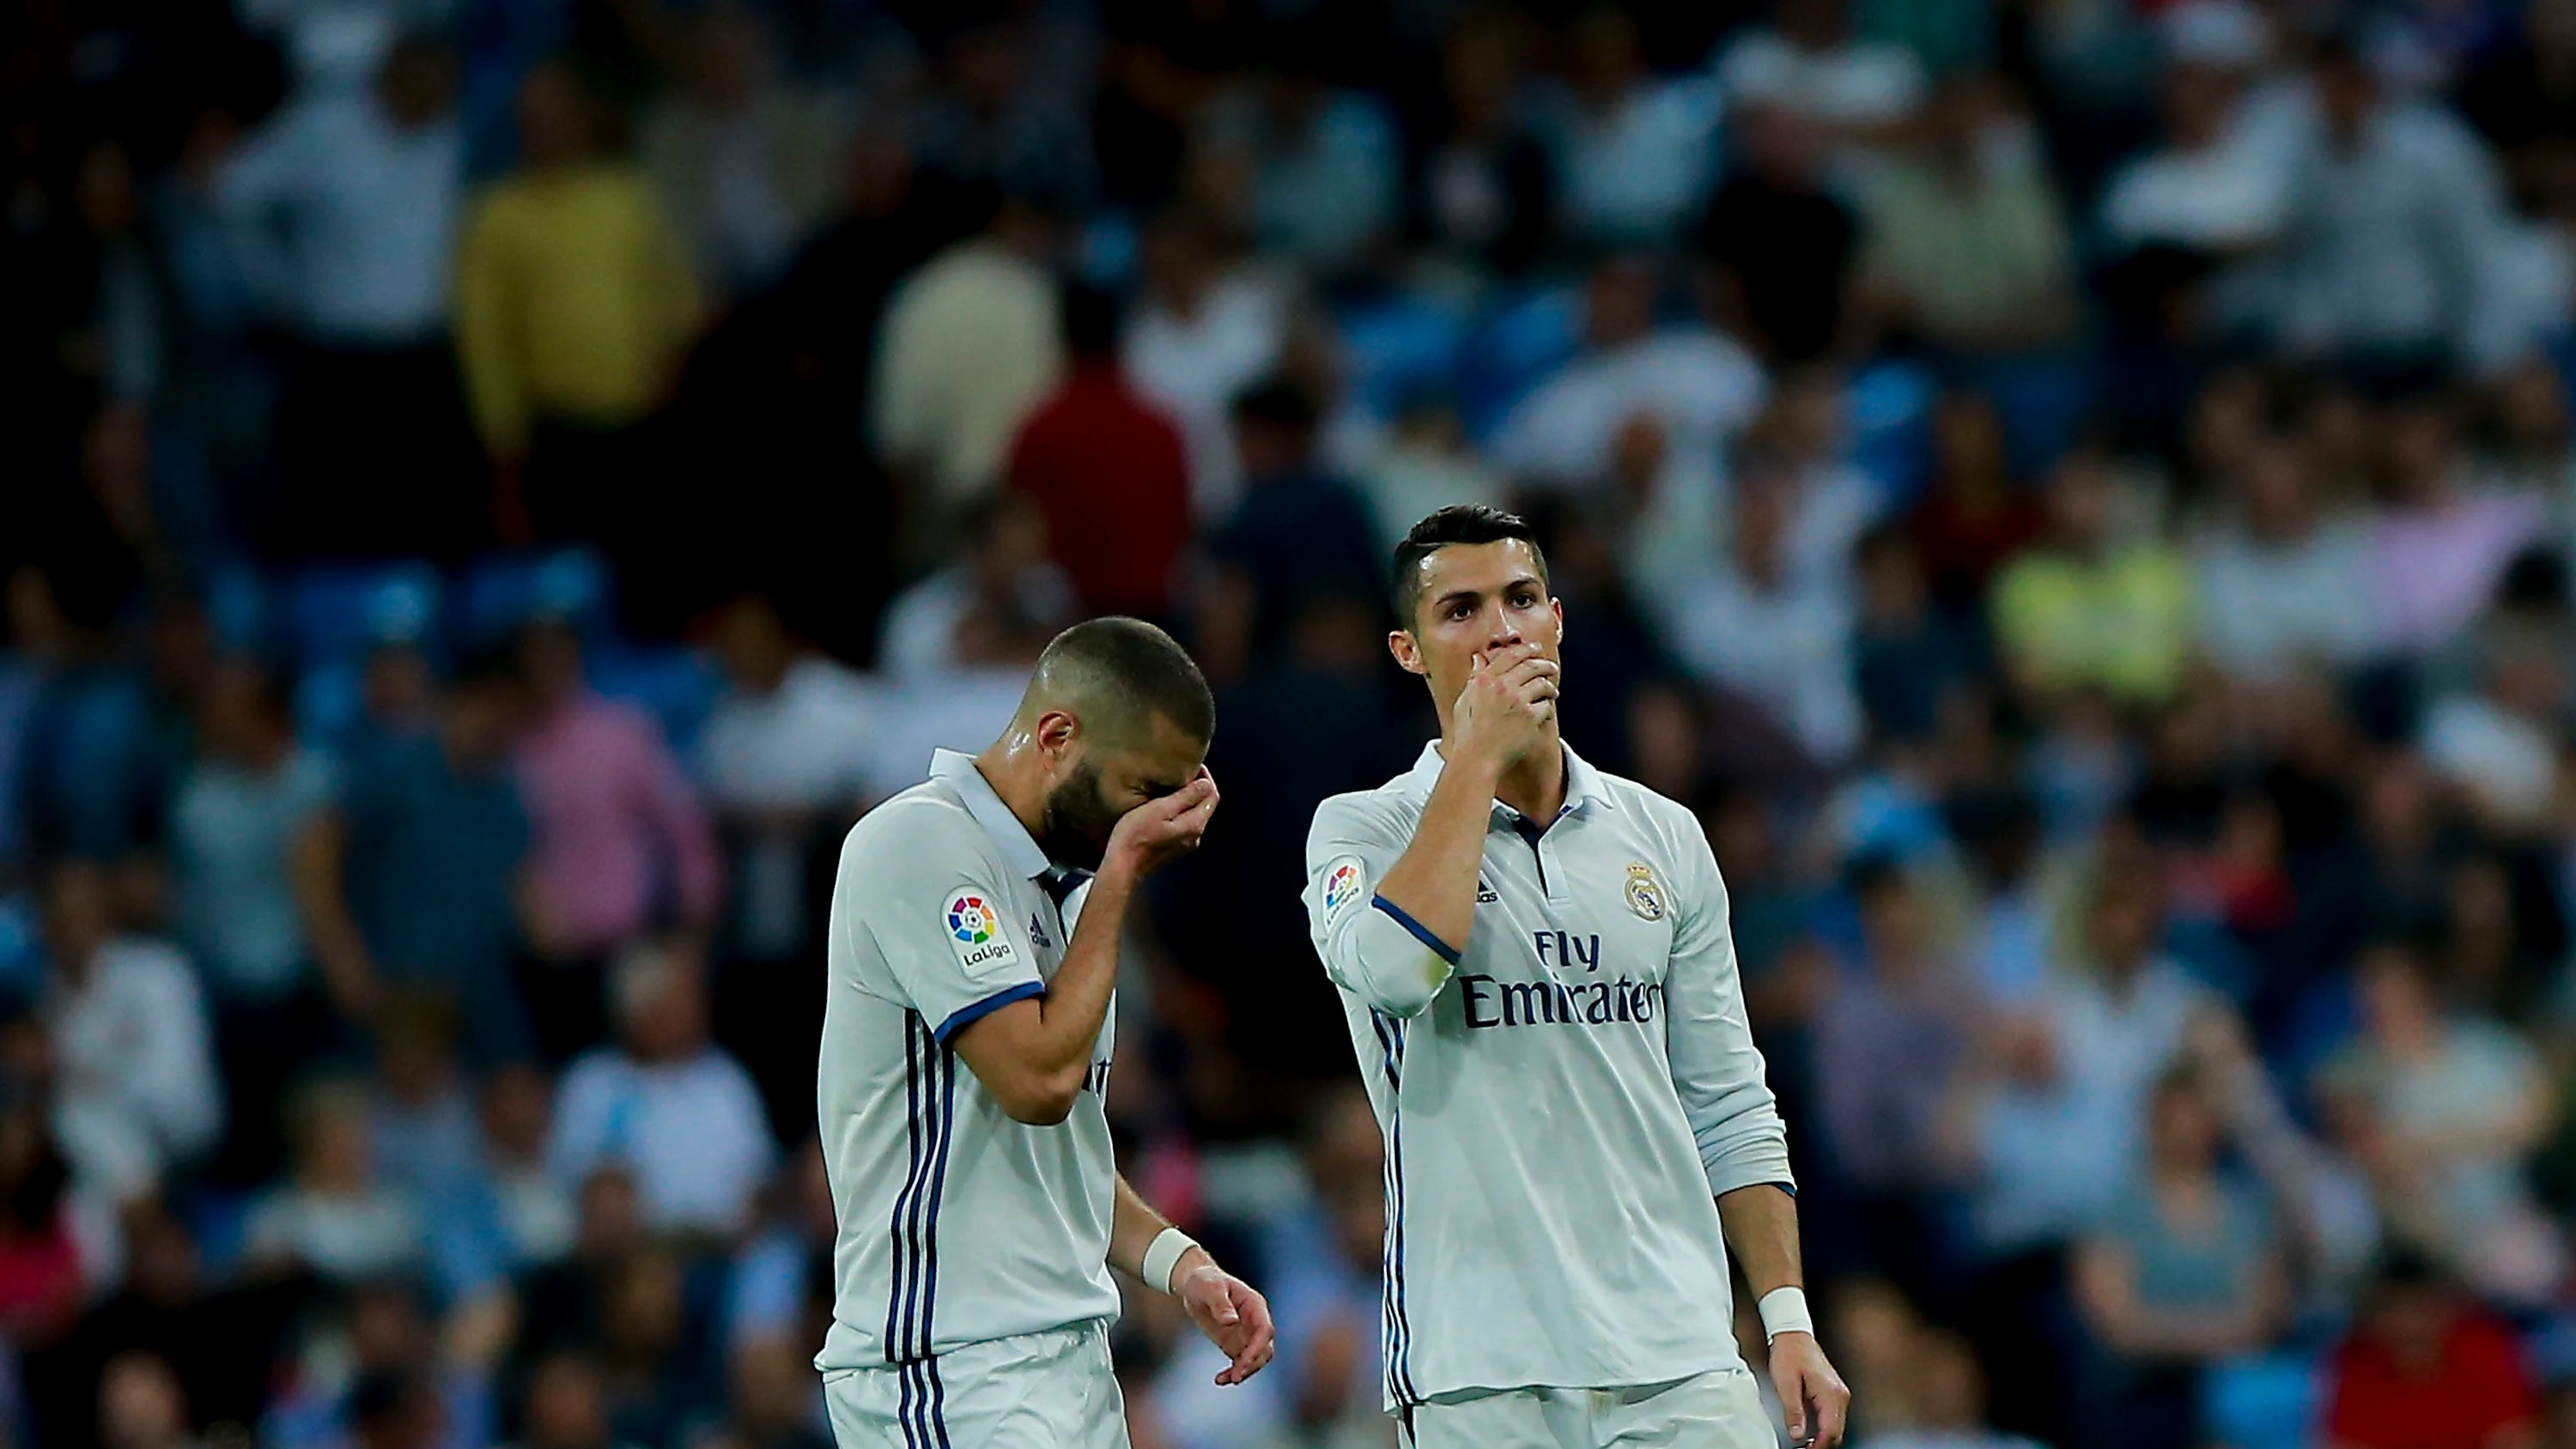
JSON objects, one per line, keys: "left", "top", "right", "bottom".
{"left": 936, "top": 980, "right": 1047, "bottom": 1043}
{"left": 1371, "top": 895, "right": 1461, "bottom": 966}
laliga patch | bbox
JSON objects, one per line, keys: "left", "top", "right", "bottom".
{"left": 945, "top": 890, "right": 1020, "bottom": 973}
{"left": 1321, "top": 857, "right": 1367, "bottom": 925}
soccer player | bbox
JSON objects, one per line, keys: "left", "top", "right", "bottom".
{"left": 1303, "top": 506, "right": 1850, "bottom": 1449}
{"left": 817, "top": 617, "right": 1275, "bottom": 1448}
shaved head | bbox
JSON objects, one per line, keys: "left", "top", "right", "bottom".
{"left": 1017, "top": 616, "right": 1214, "bottom": 750}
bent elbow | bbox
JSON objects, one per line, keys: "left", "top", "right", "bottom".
{"left": 992, "top": 1065, "right": 1084, "bottom": 1126}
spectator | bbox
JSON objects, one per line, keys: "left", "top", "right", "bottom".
{"left": 1853, "top": 525, "right": 1984, "bottom": 746}
{"left": 1905, "top": 391, "right": 2044, "bottom": 619}
{"left": 1817, "top": 861, "right": 1977, "bottom": 1203}
{"left": 99, "top": 1352, "right": 199, "bottom": 1449}
{"left": 455, "top": 62, "right": 702, "bottom": 543}
{"left": 2322, "top": 1251, "right": 2539, "bottom": 1449}
{"left": 512, "top": 616, "right": 721, "bottom": 1064}
{"left": 1657, "top": 460, "right": 1865, "bottom": 767}
{"left": 1855, "top": 76, "right": 2081, "bottom": 359}
{"left": 1714, "top": 0, "right": 1928, "bottom": 154}
{"left": 1409, "top": 10, "right": 1554, "bottom": 279}
{"left": 878, "top": 490, "right": 1078, "bottom": 684}
{"left": 40, "top": 861, "right": 222, "bottom": 1204}
{"left": 1354, "top": 392, "right": 1504, "bottom": 558}
{"left": 2097, "top": 10, "right": 2288, "bottom": 260}
{"left": 1197, "top": 379, "right": 1387, "bottom": 683}
{"left": 1210, "top": 46, "right": 1402, "bottom": 276}
{"left": 721, "top": 1143, "right": 834, "bottom": 1357}
{"left": 294, "top": 647, "right": 534, "bottom": 1065}
{"left": 0, "top": 1090, "right": 89, "bottom": 1349}
{"left": 2268, "top": 40, "right": 2516, "bottom": 377}
{"left": 1992, "top": 449, "right": 2196, "bottom": 708}
{"left": 476, "top": 1064, "right": 577, "bottom": 1271}
{"left": 169, "top": 656, "right": 338, "bottom": 1184}
{"left": 1698, "top": 103, "right": 1861, "bottom": 367}
{"left": 1006, "top": 284, "right": 1196, "bottom": 621}
{"left": 2072, "top": 1065, "right": 2288, "bottom": 1449}
{"left": 240, "top": 1079, "right": 425, "bottom": 1283}
{"left": 639, "top": 7, "right": 848, "bottom": 300}
{"left": 2321, "top": 941, "right": 2561, "bottom": 1307}
{"left": 9, "top": 561, "right": 162, "bottom": 868}
{"left": 2421, "top": 624, "right": 2565, "bottom": 837}
{"left": 906, "top": 10, "right": 1101, "bottom": 205}
{"left": 1490, "top": 252, "right": 1766, "bottom": 505}
{"left": 2193, "top": 436, "right": 2379, "bottom": 682}
{"left": 368, "top": 991, "right": 481, "bottom": 1202}
{"left": 867, "top": 185, "right": 1066, "bottom": 563}
{"left": 510, "top": 1166, "right": 648, "bottom": 1382}
{"left": 2372, "top": 397, "right": 2546, "bottom": 655}
{"left": 349, "top": 1367, "right": 447, "bottom": 1449}
{"left": 1530, "top": 4, "right": 1722, "bottom": 245}
{"left": 549, "top": 946, "right": 773, "bottom": 1238}
{"left": 1124, "top": 208, "right": 1292, "bottom": 520}
{"left": 689, "top": 1337, "right": 829, "bottom": 1449}
{"left": 513, "top": 1349, "right": 639, "bottom": 1449}
{"left": 213, "top": 34, "right": 477, "bottom": 559}
{"left": 595, "top": 1243, "right": 718, "bottom": 1446}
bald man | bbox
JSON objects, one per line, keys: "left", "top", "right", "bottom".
{"left": 815, "top": 618, "right": 1275, "bottom": 1449}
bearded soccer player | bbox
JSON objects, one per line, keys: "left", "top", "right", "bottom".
{"left": 1302, "top": 506, "right": 1849, "bottom": 1449}
{"left": 817, "top": 617, "right": 1274, "bottom": 1447}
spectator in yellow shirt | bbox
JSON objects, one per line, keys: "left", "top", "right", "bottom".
{"left": 1992, "top": 449, "right": 2196, "bottom": 707}
{"left": 456, "top": 61, "right": 702, "bottom": 545}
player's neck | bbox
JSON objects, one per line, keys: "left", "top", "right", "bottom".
{"left": 972, "top": 738, "right": 1053, "bottom": 844}
{"left": 1491, "top": 732, "right": 1567, "bottom": 825}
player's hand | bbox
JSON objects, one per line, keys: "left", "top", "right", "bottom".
{"left": 1175, "top": 1262, "right": 1277, "bottom": 1386}
{"left": 1103, "top": 768, "right": 1219, "bottom": 882}
{"left": 1449, "top": 643, "right": 1558, "bottom": 773}
{"left": 1770, "top": 1331, "right": 1850, "bottom": 1449}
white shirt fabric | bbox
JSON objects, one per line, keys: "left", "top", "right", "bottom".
{"left": 2099, "top": 140, "right": 2291, "bottom": 253}
{"left": 1534, "top": 78, "right": 1723, "bottom": 243}
{"left": 2423, "top": 694, "right": 2560, "bottom": 828}
{"left": 549, "top": 1046, "right": 775, "bottom": 1236}
{"left": 1126, "top": 269, "right": 1290, "bottom": 521}
{"left": 2192, "top": 519, "right": 2381, "bottom": 679}
{"left": 1303, "top": 743, "right": 1794, "bottom": 1410}
{"left": 701, "top": 657, "right": 884, "bottom": 815}
{"left": 214, "top": 93, "right": 461, "bottom": 346}
{"left": 816, "top": 749, "right": 1119, "bottom": 1372}
{"left": 871, "top": 240, "right": 1066, "bottom": 506}
{"left": 1656, "top": 561, "right": 1863, "bottom": 767}
{"left": 1492, "top": 331, "right": 1768, "bottom": 491}
{"left": 46, "top": 937, "right": 224, "bottom": 1202}
{"left": 1714, "top": 30, "right": 1926, "bottom": 130}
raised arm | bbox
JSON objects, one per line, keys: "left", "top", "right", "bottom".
{"left": 945, "top": 774, "right": 1216, "bottom": 1125}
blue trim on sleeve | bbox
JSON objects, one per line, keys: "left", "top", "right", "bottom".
{"left": 1771, "top": 1181, "right": 1796, "bottom": 1199}
{"left": 935, "top": 980, "right": 1046, "bottom": 1043}
{"left": 1370, "top": 896, "right": 1461, "bottom": 966}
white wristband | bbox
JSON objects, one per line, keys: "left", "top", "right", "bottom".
{"left": 1758, "top": 1287, "right": 1814, "bottom": 1343}
{"left": 1141, "top": 1226, "right": 1200, "bottom": 1294}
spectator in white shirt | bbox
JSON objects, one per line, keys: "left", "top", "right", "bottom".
{"left": 549, "top": 945, "right": 773, "bottom": 1238}
{"left": 240, "top": 1078, "right": 423, "bottom": 1283}
{"left": 876, "top": 490, "right": 1075, "bottom": 686}
{"left": 2421, "top": 624, "right": 2566, "bottom": 837}
{"left": 39, "top": 863, "right": 222, "bottom": 1205}
{"left": 213, "top": 33, "right": 478, "bottom": 558}
{"left": 2099, "top": 10, "right": 2290, "bottom": 258}
{"left": 1124, "top": 209, "right": 1290, "bottom": 520}
{"left": 1656, "top": 458, "right": 1865, "bottom": 767}
{"left": 1714, "top": 0, "right": 1927, "bottom": 155}
{"left": 2193, "top": 436, "right": 2379, "bottom": 681}
{"left": 1531, "top": 5, "right": 1722, "bottom": 245}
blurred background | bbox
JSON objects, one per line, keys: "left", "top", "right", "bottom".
{"left": 19, "top": 0, "right": 2576, "bottom": 1446}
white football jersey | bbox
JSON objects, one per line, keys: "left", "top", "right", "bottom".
{"left": 1303, "top": 742, "right": 1795, "bottom": 1410}
{"left": 815, "top": 750, "right": 1118, "bottom": 1373}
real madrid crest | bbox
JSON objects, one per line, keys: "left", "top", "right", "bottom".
{"left": 1625, "top": 862, "right": 1666, "bottom": 921}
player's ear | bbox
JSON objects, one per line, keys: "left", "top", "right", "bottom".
{"left": 1033, "top": 708, "right": 1080, "bottom": 760}
{"left": 1388, "top": 629, "right": 1426, "bottom": 676}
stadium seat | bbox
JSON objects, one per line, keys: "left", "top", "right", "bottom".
{"left": 285, "top": 562, "right": 444, "bottom": 670}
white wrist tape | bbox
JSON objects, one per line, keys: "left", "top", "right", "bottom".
{"left": 1141, "top": 1227, "right": 1200, "bottom": 1294}
{"left": 1758, "top": 1287, "right": 1814, "bottom": 1343}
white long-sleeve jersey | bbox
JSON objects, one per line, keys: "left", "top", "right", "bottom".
{"left": 1303, "top": 742, "right": 1795, "bottom": 1411}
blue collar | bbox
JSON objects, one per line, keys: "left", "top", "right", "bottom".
{"left": 1401, "top": 739, "right": 1616, "bottom": 822}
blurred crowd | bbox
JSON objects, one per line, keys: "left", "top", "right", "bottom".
{"left": 27, "top": 0, "right": 2576, "bottom": 1446}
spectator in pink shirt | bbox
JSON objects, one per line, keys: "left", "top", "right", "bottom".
{"left": 2372, "top": 397, "right": 2544, "bottom": 655}
{"left": 512, "top": 619, "right": 722, "bottom": 1063}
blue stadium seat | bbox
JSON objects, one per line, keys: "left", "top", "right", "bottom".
{"left": 2202, "top": 1350, "right": 2322, "bottom": 1449}
{"left": 587, "top": 644, "right": 718, "bottom": 754}
{"left": 457, "top": 548, "right": 611, "bottom": 647}
{"left": 1337, "top": 298, "right": 1471, "bottom": 420}
{"left": 286, "top": 563, "right": 444, "bottom": 670}
{"left": 1460, "top": 286, "right": 1583, "bottom": 440}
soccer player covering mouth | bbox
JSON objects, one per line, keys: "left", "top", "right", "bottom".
{"left": 1303, "top": 506, "right": 1850, "bottom": 1449}
{"left": 815, "top": 617, "right": 1274, "bottom": 1449}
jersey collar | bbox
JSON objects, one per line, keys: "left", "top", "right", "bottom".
{"left": 927, "top": 749, "right": 1052, "bottom": 881}
{"left": 1404, "top": 739, "right": 1618, "bottom": 820}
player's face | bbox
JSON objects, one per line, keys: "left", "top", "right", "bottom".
{"left": 1036, "top": 712, "right": 1207, "bottom": 871}
{"left": 1391, "top": 539, "right": 1563, "bottom": 708}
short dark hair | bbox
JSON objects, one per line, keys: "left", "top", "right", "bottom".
{"left": 1390, "top": 505, "right": 1550, "bottom": 627}
{"left": 1032, "top": 616, "right": 1215, "bottom": 748}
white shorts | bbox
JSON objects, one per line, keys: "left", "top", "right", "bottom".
{"left": 1400, "top": 1363, "right": 1778, "bottom": 1449}
{"left": 822, "top": 1322, "right": 1127, "bottom": 1449}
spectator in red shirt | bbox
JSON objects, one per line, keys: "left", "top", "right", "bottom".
{"left": 1005, "top": 283, "right": 1195, "bottom": 622}
{"left": 2324, "top": 1251, "right": 2538, "bottom": 1449}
